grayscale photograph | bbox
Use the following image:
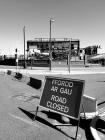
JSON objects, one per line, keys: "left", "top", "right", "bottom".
{"left": 0, "top": 0, "right": 105, "bottom": 139}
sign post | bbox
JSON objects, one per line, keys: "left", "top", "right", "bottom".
{"left": 15, "top": 48, "right": 18, "bottom": 71}
{"left": 34, "top": 76, "right": 85, "bottom": 139}
{"left": 68, "top": 39, "right": 71, "bottom": 73}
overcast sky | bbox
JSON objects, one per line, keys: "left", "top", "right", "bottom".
{"left": 0, "top": 0, "right": 105, "bottom": 54}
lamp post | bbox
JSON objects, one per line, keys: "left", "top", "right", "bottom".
{"left": 49, "top": 18, "right": 55, "bottom": 70}
{"left": 23, "top": 26, "right": 26, "bottom": 68}
{"left": 68, "top": 38, "right": 72, "bottom": 73}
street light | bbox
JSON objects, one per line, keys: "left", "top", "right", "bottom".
{"left": 49, "top": 18, "right": 55, "bottom": 70}
{"left": 23, "top": 26, "right": 26, "bottom": 68}
{"left": 68, "top": 38, "right": 72, "bottom": 73}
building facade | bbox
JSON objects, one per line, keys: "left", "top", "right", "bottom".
{"left": 27, "top": 38, "right": 80, "bottom": 60}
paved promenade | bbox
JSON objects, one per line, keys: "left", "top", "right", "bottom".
{"left": 0, "top": 65, "right": 105, "bottom": 139}
{"left": 0, "top": 65, "right": 105, "bottom": 75}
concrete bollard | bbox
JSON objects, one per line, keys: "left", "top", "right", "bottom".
{"left": 29, "top": 77, "right": 42, "bottom": 89}
{"left": 14, "top": 72, "right": 23, "bottom": 80}
{"left": 7, "top": 70, "right": 12, "bottom": 75}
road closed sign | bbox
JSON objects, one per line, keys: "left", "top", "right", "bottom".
{"left": 39, "top": 76, "right": 85, "bottom": 120}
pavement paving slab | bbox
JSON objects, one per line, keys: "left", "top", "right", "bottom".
{"left": 0, "top": 66, "right": 105, "bottom": 139}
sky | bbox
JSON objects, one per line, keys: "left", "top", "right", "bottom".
{"left": 0, "top": 0, "right": 105, "bottom": 55}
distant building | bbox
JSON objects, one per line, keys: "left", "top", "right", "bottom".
{"left": 80, "top": 45, "right": 100, "bottom": 60}
{"left": 27, "top": 38, "right": 80, "bottom": 60}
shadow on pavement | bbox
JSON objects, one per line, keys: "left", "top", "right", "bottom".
{"left": 42, "top": 110, "right": 95, "bottom": 140}
{"left": 19, "top": 107, "right": 105, "bottom": 140}
{"left": 79, "top": 118, "right": 94, "bottom": 140}
{"left": 18, "top": 107, "right": 75, "bottom": 140}
{"left": 41, "top": 110, "right": 66, "bottom": 124}
{"left": 95, "top": 118, "right": 105, "bottom": 134}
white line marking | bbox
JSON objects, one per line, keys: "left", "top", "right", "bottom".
{"left": 9, "top": 113, "right": 39, "bottom": 127}
{"left": 90, "top": 116, "right": 101, "bottom": 140}
{"left": 90, "top": 127, "right": 101, "bottom": 140}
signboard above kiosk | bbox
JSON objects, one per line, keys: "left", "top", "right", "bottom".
{"left": 39, "top": 76, "right": 85, "bottom": 120}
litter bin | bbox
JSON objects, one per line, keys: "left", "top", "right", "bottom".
{"left": 23, "top": 61, "right": 27, "bottom": 68}
{"left": 101, "top": 59, "right": 105, "bottom": 66}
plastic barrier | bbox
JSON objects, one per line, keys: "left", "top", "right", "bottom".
{"left": 80, "top": 95, "right": 98, "bottom": 119}
{"left": 29, "top": 77, "right": 42, "bottom": 89}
